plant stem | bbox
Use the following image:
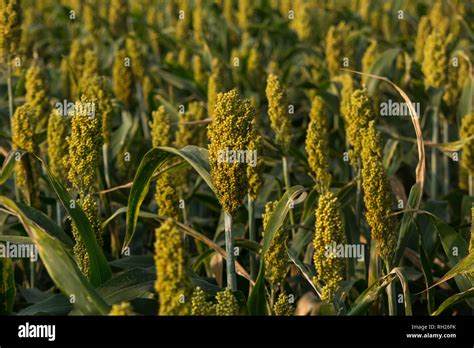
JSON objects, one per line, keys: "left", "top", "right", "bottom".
{"left": 385, "top": 261, "right": 396, "bottom": 316}
{"left": 442, "top": 118, "right": 449, "bottom": 196}
{"left": 469, "top": 174, "right": 473, "bottom": 197}
{"left": 431, "top": 111, "right": 438, "bottom": 199}
{"left": 55, "top": 201, "right": 61, "bottom": 226}
{"left": 224, "top": 212, "right": 237, "bottom": 291}
{"left": 136, "top": 83, "right": 150, "bottom": 140}
{"left": 248, "top": 195, "right": 257, "bottom": 281}
{"left": 282, "top": 156, "right": 295, "bottom": 234}
{"left": 102, "top": 144, "right": 111, "bottom": 189}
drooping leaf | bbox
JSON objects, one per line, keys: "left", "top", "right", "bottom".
{"left": 431, "top": 287, "right": 474, "bottom": 316}
{"left": 247, "top": 262, "right": 267, "bottom": 316}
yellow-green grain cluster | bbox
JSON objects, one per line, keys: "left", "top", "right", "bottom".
{"left": 47, "top": 109, "right": 70, "bottom": 182}
{"left": 306, "top": 96, "right": 331, "bottom": 193}
{"left": 11, "top": 104, "right": 40, "bottom": 207}
{"left": 361, "top": 39, "right": 378, "bottom": 85}
{"left": 313, "top": 191, "right": 346, "bottom": 302}
{"left": 192, "top": 54, "right": 207, "bottom": 86}
{"left": 191, "top": 287, "right": 216, "bottom": 315}
{"left": 460, "top": 113, "right": 474, "bottom": 177}
{"left": 112, "top": 48, "right": 134, "bottom": 108}
{"left": 263, "top": 201, "right": 288, "bottom": 286}
{"left": 273, "top": 292, "right": 294, "bottom": 316}
{"left": 266, "top": 73, "right": 292, "bottom": 153}
{"left": 361, "top": 121, "right": 397, "bottom": 262}
{"left": 207, "top": 58, "right": 224, "bottom": 118}
{"left": 125, "top": 34, "right": 145, "bottom": 81}
{"left": 0, "top": 258, "right": 15, "bottom": 314}
{"left": 109, "top": 302, "right": 134, "bottom": 316}
{"left": 25, "top": 61, "right": 49, "bottom": 125}
{"left": 207, "top": 89, "right": 256, "bottom": 216}
{"left": 237, "top": 0, "right": 252, "bottom": 31}
{"left": 154, "top": 218, "right": 191, "bottom": 315}
{"left": 0, "top": 0, "right": 22, "bottom": 64}
{"left": 109, "top": 0, "right": 128, "bottom": 38}
{"left": 292, "top": 0, "right": 312, "bottom": 41}
{"left": 414, "top": 16, "right": 431, "bottom": 64}
{"left": 215, "top": 288, "right": 239, "bottom": 315}
{"left": 175, "top": 0, "right": 190, "bottom": 40}
{"left": 422, "top": 30, "right": 448, "bottom": 89}
{"left": 336, "top": 73, "right": 354, "bottom": 121}
{"left": 151, "top": 106, "right": 180, "bottom": 219}
{"left": 325, "top": 22, "right": 352, "bottom": 77}
{"left": 443, "top": 55, "right": 470, "bottom": 108}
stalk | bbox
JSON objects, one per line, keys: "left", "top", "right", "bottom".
{"left": 282, "top": 156, "right": 295, "bottom": 234}
{"left": 55, "top": 201, "right": 61, "bottom": 226}
{"left": 431, "top": 111, "right": 438, "bottom": 199}
{"left": 224, "top": 212, "right": 237, "bottom": 291}
{"left": 248, "top": 195, "right": 257, "bottom": 281}
{"left": 102, "top": 144, "right": 111, "bottom": 189}
{"left": 7, "top": 61, "right": 19, "bottom": 201}
{"left": 385, "top": 261, "right": 396, "bottom": 316}
{"left": 469, "top": 174, "right": 473, "bottom": 197}
{"left": 442, "top": 119, "right": 449, "bottom": 196}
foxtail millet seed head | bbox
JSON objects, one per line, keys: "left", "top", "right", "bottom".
{"left": 67, "top": 96, "right": 103, "bottom": 193}
{"left": 291, "top": 0, "right": 312, "bottom": 42}
{"left": 150, "top": 105, "right": 171, "bottom": 148}
{"left": 154, "top": 218, "right": 192, "bottom": 315}
{"left": 112, "top": 48, "right": 134, "bottom": 108}
{"left": 192, "top": 55, "right": 207, "bottom": 86}
{"left": 313, "top": 191, "right": 346, "bottom": 302}
{"left": 325, "top": 21, "right": 352, "bottom": 77}
{"left": 361, "top": 39, "right": 378, "bottom": 85}
{"left": 25, "top": 60, "right": 49, "bottom": 126}
{"left": 191, "top": 287, "right": 216, "bottom": 316}
{"left": 237, "top": 0, "right": 252, "bottom": 31}
{"left": 460, "top": 113, "right": 474, "bottom": 177}
{"left": 215, "top": 288, "right": 239, "bottom": 316}
{"left": 175, "top": 0, "right": 190, "bottom": 40}
{"left": 273, "top": 292, "right": 294, "bottom": 316}
{"left": 361, "top": 120, "right": 397, "bottom": 262}
{"left": 262, "top": 201, "right": 289, "bottom": 286}
{"left": 422, "top": 30, "right": 448, "bottom": 89}
{"left": 336, "top": 73, "right": 354, "bottom": 122}
{"left": 47, "top": 109, "right": 70, "bottom": 183}
{"left": 0, "top": 257, "right": 15, "bottom": 314}
{"left": 109, "top": 302, "right": 134, "bottom": 316}
{"left": 207, "top": 89, "right": 255, "bottom": 216}
{"left": 414, "top": 16, "right": 431, "bottom": 64}
{"left": 0, "top": 0, "right": 22, "bottom": 64}
{"left": 247, "top": 120, "right": 264, "bottom": 201}
{"left": 265, "top": 73, "right": 292, "bottom": 154}
{"left": 207, "top": 58, "right": 224, "bottom": 118}
{"left": 125, "top": 33, "right": 145, "bottom": 81}
{"left": 109, "top": 0, "right": 128, "bottom": 38}
{"left": 306, "top": 96, "right": 332, "bottom": 194}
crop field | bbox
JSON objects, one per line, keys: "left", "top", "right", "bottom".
{"left": 0, "top": 0, "right": 473, "bottom": 319}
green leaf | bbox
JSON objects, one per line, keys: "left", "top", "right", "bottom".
{"left": 98, "top": 267, "right": 155, "bottom": 304}
{"left": 287, "top": 246, "right": 320, "bottom": 295}
{"left": 18, "top": 294, "right": 72, "bottom": 316}
{"left": 261, "top": 186, "right": 307, "bottom": 254}
{"left": 247, "top": 262, "right": 267, "bottom": 315}
{"left": 40, "top": 158, "right": 112, "bottom": 287}
{"left": 0, "top": 235, "right": 33, "bottom": 244}
{"left": 123, "top": 145, "right": 215, "bottom": 252}
{"left": 432, "top": 287, "right": 474, "bottom": 316}
{"left": 392, "top": 267, "right": 413, "bottom": 316}
{"left": 348, "top": 273, "right": 396, "bottom": 315}
{"left": 0, "top": 196, "right": 110, "bottom": 315}
{"left": 0, "top": 150, "right": 21, "bottom": 185}
{"left": 457, "top": 77, "right": 472, "bottom": 124}
{"left": 367, "top": 48, "right": 401, "bottom": 96}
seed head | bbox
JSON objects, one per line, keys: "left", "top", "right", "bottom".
{"left": 25, "top": 61, "right": 49, "bottom": 125}
{"left": 0, "top": 257, "right": 15, "bottom": 314}
{"left": 422, "top": 30, "right": 448, "bottom": 89}
{"left": 112, "top": 48, "right": 134, "bottom": 108}
{"left": 175, "top": 0, "right": 190, "bottom": 40}
{"left": 0, "top": 0, "right": 22, "bottom": 64}
{"left": 460, "top": 113, "right": 474, "bottom": 177}
{"left": 215, "top": 288, "right": 239, "bottom": 316}
{"left": 193, "top": 0, "right": 204, "bottom": 43}
{"left": 237, "top": 0, "right": 253, "bottom": 30}
{"left": 208, "top": 89, "right": 255, "bottom": 216}
{"left": 263, "top": 201, "right": 288, "bottom": 286}
{"left": 154, "top": 218, "right": 192, "bottom": 315}
{"left": 361, "top": 121, "right": 397, "bottom": 262}
{"left": 67, "top": 96, "right": 103, "bottom": 193}
{"left": 361, "top": 39, "right": 378, "bottom": 85}
{"left": 79, "top": 49, "right": 100, "bottom": 91}
{"left": 191, "top": 287, "right": 216, "bottom": 316}
{"left": 11, "top": 104, "right": 40, "bottom": 207}
{"left": 291, "top": 0, "right": 312, "bottom": 41}
{"left": 415, "top": 16, "right": 431, "bottom": 63}
{"left": 83, "top": 1, "right": 96, "bottom": 33}
{"left": 247, "top": 121, "right": 264, "bottom": 201}
{"left": 47, "top": 109, "right": 70, "bottom": 183}
{"left": 306, "top": 96, "right": 332, "bottom": 193}
{"left": 109, "top": 302, "right": 134, "bottom": 316}
{"left": 325, "top": 22, "right": 352, "bottom": 77}
{"left": 207, "top": 58, "right": 224, "bottom": 118}
{"left": 109, "top": 0, "right": 128, "bottom": 38}
{"left": 192, "top": 55, "right": 207, "bottom": 86}
{"left": 265, "top": 73, "right": 292, "bottom": 153}
{"left": 336, "top": 73, "right": 354, "bottom": 121}
{"left": 429, "top": 0, "right": 450, "bottom": 36}
{"left": 273, "top": 292, "right": 294, "bottom": 316}
{"left": 125, "top": 34, "right": 145, "bottom": 81}
{"left": 313, "top": 191, "right": 346, "bottom": 302}
{"left": 443, "top": 55, "right": 470, "bottom": 108}
{"left": 151, "top": 105, "right": 171, "bottom": 148}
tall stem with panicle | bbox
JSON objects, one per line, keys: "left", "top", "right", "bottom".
{"left": 224, "top": 212, "right": 237, "bottom": 291}
{"left": 282, "top": 156, "right": 295, "bottom": 234}
{"left": 248, "top": 195, "right": 257, "bottom": 281}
